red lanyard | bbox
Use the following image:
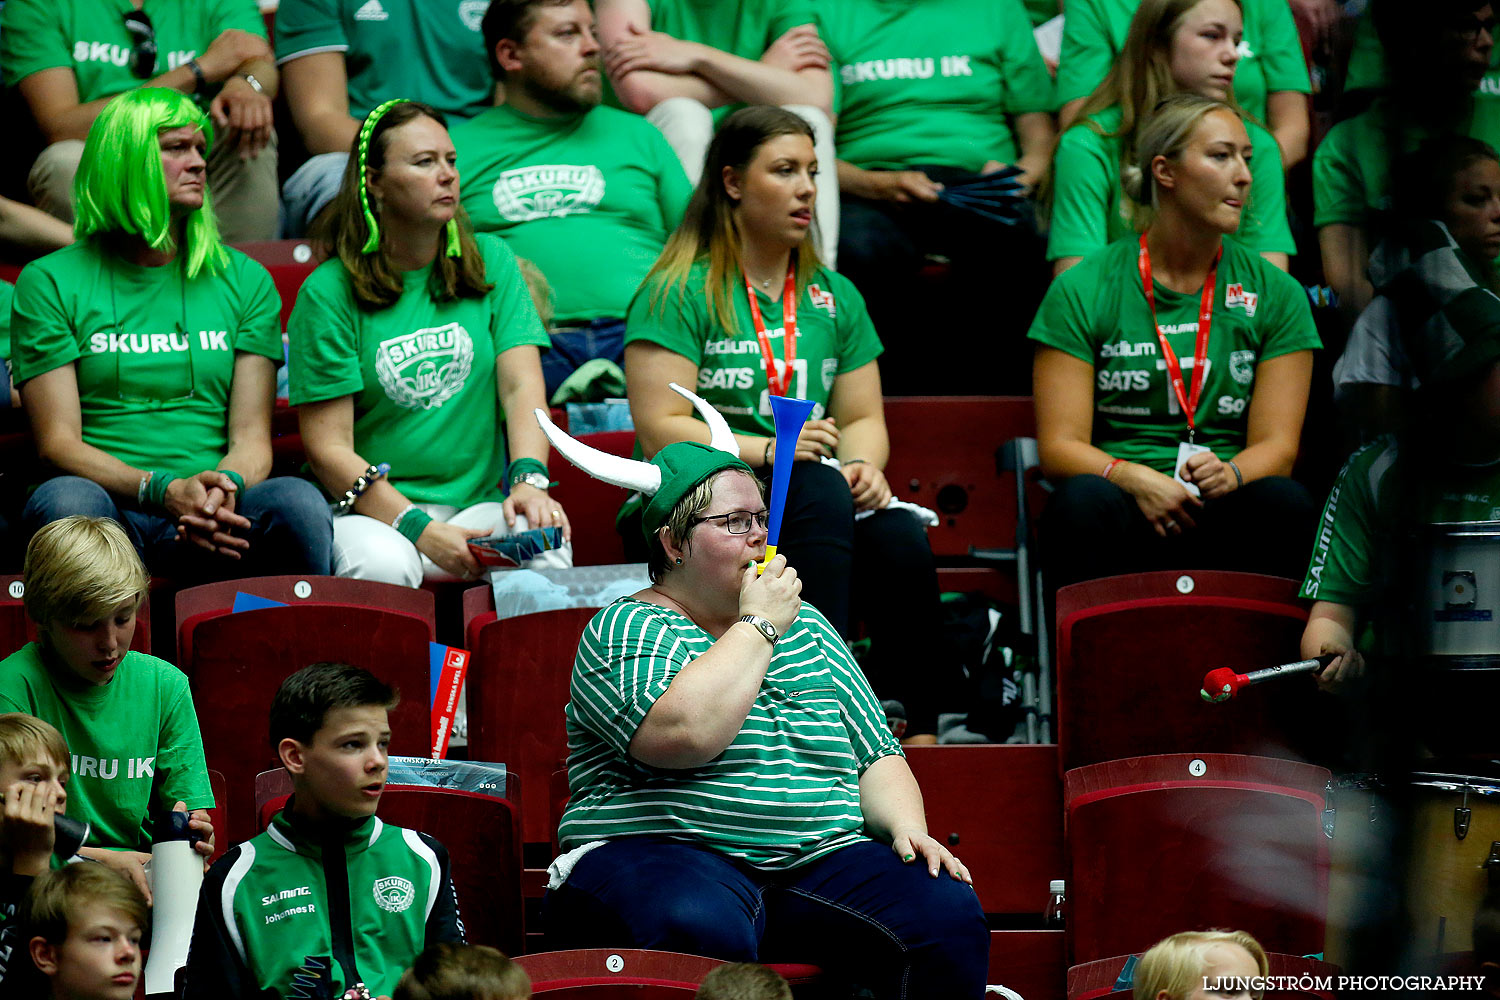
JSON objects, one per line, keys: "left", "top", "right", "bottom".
{"left": 744, "top": 264, "right": 797, "bottom": 397}
{"left": 1137, "top": 233, "right": 1219, "bottom": 442}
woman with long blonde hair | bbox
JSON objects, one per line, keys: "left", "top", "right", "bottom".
{"left": 624, "top": 106, "right": 952, "bottom": 743}
{"left": 1046, "top": 0, "right": 1295, "bottom": 277}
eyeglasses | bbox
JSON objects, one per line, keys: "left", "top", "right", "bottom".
{"left": 1451, "top": 15, "right": 1498, "bottom": 41}
{"left": 122, "top": 10, "right": 158, "bottom": 79}
{"left": 692, "top": 510, "right": 770, "bottom": 534}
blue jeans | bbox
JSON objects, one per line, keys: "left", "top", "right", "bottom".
{"left": 544, "top": 838, "right": 989, "bottom": 999}
{"left": 540, "top": 317, "right": 626, "bottom": 401}
{"left": 281, "top": 152, "right": 348, "bottom": 238}
{"left": 23, "top": 475, "right": 333, "bottom": 579}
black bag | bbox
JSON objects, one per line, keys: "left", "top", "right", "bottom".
{"left": 939, "top": 592, "right": 1033, "bottom": 742}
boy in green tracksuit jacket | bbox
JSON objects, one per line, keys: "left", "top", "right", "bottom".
{"left": 182, "top": 664, "right": 465, "bottom": 998}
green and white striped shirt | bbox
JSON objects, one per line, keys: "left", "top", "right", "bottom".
{"left": 560, "top": 597, "right": 903, "bottom": 869}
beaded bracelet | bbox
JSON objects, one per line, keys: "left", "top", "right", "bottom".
{"left": 331, "top": 463, "right": 390, "bottom": 515}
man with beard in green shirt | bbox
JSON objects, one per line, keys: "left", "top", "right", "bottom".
{"left": 455, "top": 0, "right": 692, "bottom": 399}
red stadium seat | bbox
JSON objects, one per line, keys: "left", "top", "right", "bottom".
{"left": 1055, "top": 571, "right": 1327, "bottom": 772}
{"left": 0, "top": 575, "right": 152, "bottom": 658}
{"left": 882, "top": 396, "right": 1040, "bottom": 559}
{"left": 463, "top": 598, "right": 598, "bottom": 875}
{"left": 1068, "top": 951, "right": 1340, "bottom": 1000}
{"left": 903, "top": 745, "right": 1062, "bottom": 915}
{"left": 232, "top": 240, "right": 317, "bottom": 330}
{"left": 174, "top": 575, "right": 435, "bottom": 672}
{"left": 377, "top": 786, "right": 525, "bottom": 956}
{"left": 189, "top": 603, "right": 432, "bottom": 846}
{"left": 206, "top": 769, "right": 228, "bottom": 865}
{"left": 1064, "top": 753, "right": 1332, "bottom": 965}
{"left": 549, "top": 429, "right": 634, "bottom": 566}
{"left": 516, "top": 950, "right": 721, "bottom": 996}
{"left": 992, "top": 930, "right": 1066, "bottom": 1000}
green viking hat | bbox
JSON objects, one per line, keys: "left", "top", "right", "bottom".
{"left": 534, "top": 383, "right": 750, "bottom": 538}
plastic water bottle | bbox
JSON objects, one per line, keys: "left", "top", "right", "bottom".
{"left": 1043, "top": 879, "right": 1066, "bottom": 927}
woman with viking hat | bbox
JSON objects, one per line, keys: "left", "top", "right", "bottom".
{"left": 535, "top": 386, "right": 989, "bottom": 998}
{"left": 12, "top": 88, "right": 331, "bottom": 578}
{"left": 622, "top": 105, "right": 951, "bottom": 743}
{"left": 290, "top": 99, "right": 570, "bottom": 585}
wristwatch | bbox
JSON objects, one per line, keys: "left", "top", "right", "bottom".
{"left": 239, "top": 72, "right": 265, "bottom": 95}
{"left": 738, "top": 615, "right": 779, "bottom": 644}
{"left": 511, "top": 471, "right": 551, "bottom": 492}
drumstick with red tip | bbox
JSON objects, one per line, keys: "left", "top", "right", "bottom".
{"left": 1200, "top": 654, "right": 1337, "bottom": 703}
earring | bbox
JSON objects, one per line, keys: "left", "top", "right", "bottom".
{"left": 675, "top": 557, "right": 682, "bottom": 565}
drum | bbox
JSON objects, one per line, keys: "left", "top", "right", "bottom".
{"left": 1407, "top": 772, "right": 1500, "bottom": 954}
{"left": 1423, "top": 522, "right": 1500, "bottom": 658}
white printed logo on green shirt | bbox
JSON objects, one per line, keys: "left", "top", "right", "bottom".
{"left": 1230, "top": 350, "right": 1257, "bottom": 386}
{"left": 375, "top": 322, "right": 474, "bottom": 410}
{"left": 373, "top": 876, "right": 415, "bottom": 913}
{"left": 492, "top": 165, "right": 606, "bottom": 222}
{"left": 459, "top": 0, "right": 487, "bottom": 30}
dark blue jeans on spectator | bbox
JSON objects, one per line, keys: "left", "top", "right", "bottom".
{"left": 1040, "top": 473, "right": 1318, "bottom": 593}
{"left": 545, "top": 837, "right": 989, "bottom": 999}
{"left": 838, "top": 164, "right": 1047, "bottom": 395}
{"left": 23, "top": 475, "right": 333, "bottom": 579}
{"left": 540, "top": 317, "right": 626, "bottom": 401}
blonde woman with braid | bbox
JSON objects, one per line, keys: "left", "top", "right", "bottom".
{"left": 13, "top": 88, "right": 332, "bottom": 580}
{"left": 290, "top": 99, "right": 572, "bottom": 585}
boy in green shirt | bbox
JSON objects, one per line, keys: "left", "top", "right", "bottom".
{"left": 183, "top": 663, "right": 465, "bottom": 998}
{"left": 0, "top": 517, "right": 215, "bottom": 897}
{"left": 23, "top": 862, "right": 148, "bottom": 1000}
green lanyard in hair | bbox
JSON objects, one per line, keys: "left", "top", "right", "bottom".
{"left": 357, "top": 98, "right": 462, "bottom": 258}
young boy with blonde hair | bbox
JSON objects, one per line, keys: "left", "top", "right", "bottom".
{"left": 23, "top": 862, "right": 148, "bottom": 1000}
{"left": 0, "top": 517, "right": 214, "bottom": 900}
{"left": 1132, "top": 930, "right": 1268, "bottom": 1000}
{"left": 0, "top": 712, "right": 70, "bottom": 993}
{"left": 694, "top": 963, "right": 792, "bottom": 1000}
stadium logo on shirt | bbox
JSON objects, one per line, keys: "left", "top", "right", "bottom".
{"left": 373, "top": 876, "right": 416, "bottom": 913}
{"left": 1229, "top": 350, "right": 1257, "bottom": 386}
{"left": 1225, "top": 283, "right": 1258, "bottom": 317}
{"left": 492, "top": 165, "right": 605, "bottom": 221}
{"left": 459, "top": 0, "right": 488, "bottom": 30}
{"left": 375, "top": 323, "right": 475, "bottom": 410}
{"left": 808, "top": 284, "right": 836, "bottom": 316}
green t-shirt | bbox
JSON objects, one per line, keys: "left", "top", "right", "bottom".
{"left": 287, "top": 234, "right": 549, "bottom": 508}
{"left": 11, "top": 241, "right": 283, "bottom": 479}
{"left": 624, "top": 262, "right": 882, "bottom": 437}
{"left": 1300, "top": 438, "right": 1500, "bottom": 606}
{"left": 1047, "top": 105, "right": 1295, "bottom": 261}
{"left": 0, "top": 643, "right": 212, "bottom": 852}
{"left": 1026, "top": 235, "right": 1320, "bottom": 474}
{"left": 1312, "top": 97, "right": 1500, "bottom": 230}
{"left": 820, "top": 0, "right": 1056, "bottom": 172}
{"left": 630, "top": 0, "right": 816, "bottom": 124}
{"left": 0, "top": 0, "right": 266, "bottom": 104}
{"left": 0, "top": 281, "right": 14, "bottom": 366}
{"left": 451, "top": 105, "right": 691, "bottom": 325}
{"left": 272, "top": 0, "right": 495, "bottom": 121}
{"left": 560, "top": 598, "right": 902, "bottom": 868}
{"left": 1054, "top": 0, "right": 1309, "bottom": 124}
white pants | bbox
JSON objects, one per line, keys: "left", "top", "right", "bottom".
{"left": 332, "top": 501, "right": 574, "bottom": 587}
{"left": 646, "top": 97, "right": 839, "bottom": 267}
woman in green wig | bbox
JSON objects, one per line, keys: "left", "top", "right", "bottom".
{"left": 12, "top": 87, "right": 332, "bottom": 579}
{"left": 290, "top": 99, "right": 569, "bottom": 585}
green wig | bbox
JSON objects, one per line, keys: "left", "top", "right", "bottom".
{"left": 73, "top": 88, "right": 228, "bottom": 279}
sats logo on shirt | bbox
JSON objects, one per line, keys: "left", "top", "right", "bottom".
{"left": 808, "top": 283, "right": 836, "bottom": 316}
{"left": 373, "top": 876, "right": 416, "bottom": 914}
{"left": 1225, "top": 283, "right": 1258, "bottom": 317}
{"left": 375, "top": 322, "right": 474, "bottom": 410}
{"left": 492, "top": 165, "right": 605, "bottom": 222}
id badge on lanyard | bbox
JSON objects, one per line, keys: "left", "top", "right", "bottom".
{"left": 1138, "top": 234, "right": 1218, "bottom": 495}
{"left": 745, "top": 265, "right": 797, "bottom": 398}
